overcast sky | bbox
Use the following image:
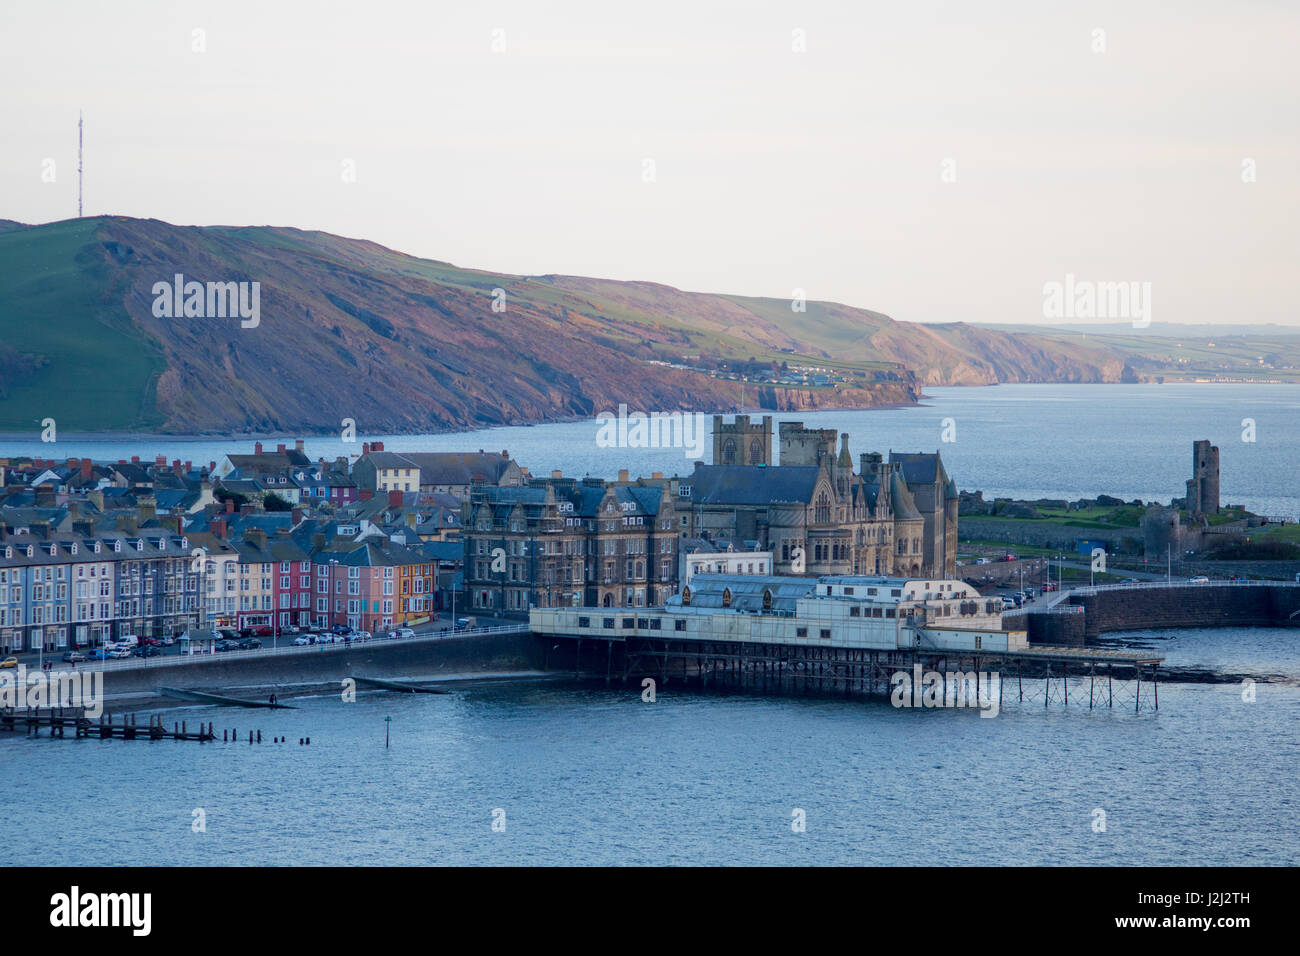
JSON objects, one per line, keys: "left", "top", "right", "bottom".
{"left": 2, "top": 0, "right": 1297, "bottom": 326}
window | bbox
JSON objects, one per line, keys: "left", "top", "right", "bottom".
{"left": 820, "top": 628, "right": 831, "bottom": 639}
{"left": 674, "top": 620, "right": 685, "bottom": 631}
{"left": 796, "top": 627, "right": 807, "bottom": 637}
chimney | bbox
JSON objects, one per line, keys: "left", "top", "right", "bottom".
{"left": 255, "top": 441, "right": 263, "bottom": 455}
{"left": 155, "top": 455, "right": 166, "bottom": 468}
{"left": 245, "top": 528, "right": 267, "bottom": 550}
{"left": 184, "top": 460, "right": 192, "bottom": 473}
{"left": 291, "top": 507, "right": 303, "bottom": 525}
{"left": 405, "top": 512, "right": 417, "bottom": 528}
{"left": 209, "top": 461, "right": 216, "bottom": 472}
{"left": 295, "top": 439, "right": 305, "bottom": 453}
{"left": 372, "top": 441, "right": 384, "bottom": 452}
{"left": 116, "top": 514, "right": 139, "bottom": 535}
{"left": 277, "top": 443, "right": 286, "bottom": 454}
{"left": 87, "top": 489, "right": 104, "bottom": 511}
{"left": 131, "top": 456, "right": 140, "bottom": 464}
{"left": 211, "top": 518, "right": 227, "bottom": 540}
{"left": 72, "top": 519, "right": 95, "bottom": 537}
{"left": 172, "top": 459, "right": 182, "bottom": 475}
{"left": 551, "top": 470, "right": 562, "bottom": 479}
{"left": 138, "top": 495, "right": 157, "bottom": 523}
{"left": 225, "top": 498, "right": 235, "bottom": 514}
{"left": 501, "top": 449, "right": 508, "bottom": 458}
{"left": 240, "top": 504, "right": 255, "bottom": 516}
{"left": 67, "top": 457, "right": 78, "bottom": 472}
{"left": 362, "top": 442, "right": 371, "bottom": 456}
{"left": 618, "top": 469, "right": 630, "bottom": 483}
{"left": 312, "top": 532, "right": 326, "bottom": 552}
{"left": 359, "top": 489, "right": 373, "bottom": 502}
{"left": 388, "top": 490, "right": 403, "bottom": 507}
{"left": 81, "top": 459, "right": 92, "bottom": 480}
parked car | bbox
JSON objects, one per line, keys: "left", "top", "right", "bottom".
{"left": 254, "top": 625, "right": 274, "bottom": 637}
{"left": 293, "top": 635, "right": 312, "bottom": 646}
{"left": 142, "top": 638, "right": 164, "bottom": 647}
{"left": 393, "top": 628, "right": 415, "bottom": 640}
{"left": 354, "top": 631, "right": 373, "bottom": 642}
{"left": 160, "top": 635, "right": 177, "bottom": 646}
{"left": 109, "top": 649, "right": 132, "bottom": 659}
{"left": 238, "top": 637, "right": 263, "bottom": 649}
{"left": 0, "top": 657, "right": 18, "bottom": 669}
{"left": 1041, "top": 583, "right": 1058, "bottom": 592}
{"left": 332, "top": 624, "right": 354, "bottom": 636}
{"left": 1187, "top": 576, "right": 1210, "bottom": 584}
{"left": 133, "top": 646, "right": 161, "bottom": 658}
{"left": 62, "top": 651, "right": 87, "bottom": 663}
{"left": 315, "top": 634, "right": 336, "bottom": 645}
{"left": 214, "top": 640, "right": 240, "bottom": 653}
{"left": 282, "top": 625, "right": 300, "bottom": 634}
{"left": 455, "top": 618, "right": 472, "bottom": 630}
{"left": 115, "top": 635, "right": 140, "bottom": 648}
{"left": 85, "top": 649, "right": 109, "bottom": 661}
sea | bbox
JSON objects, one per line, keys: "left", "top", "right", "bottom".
{"left": 1, "top": 383, "right": 1298, "bottom": 865}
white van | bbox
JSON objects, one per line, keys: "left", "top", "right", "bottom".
{"left": 114, "top": 635, "right": 140, "bottom": 648}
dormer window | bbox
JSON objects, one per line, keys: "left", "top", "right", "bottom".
{"left": 113, "top": 540, "right": 122, "bottom": 552}
{"left": 70, "top": 543, "right": 78, "bottom": 555}
{"left": 93, "top": 541, "right": 101, "bottom": 553}
{"left": 49, "top": 544, "right": 57, "bottom": 557}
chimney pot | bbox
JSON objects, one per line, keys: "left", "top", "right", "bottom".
{"left": 255, "top": 442, "right": 263, "bottom": 455}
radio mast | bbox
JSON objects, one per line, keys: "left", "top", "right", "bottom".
{"left": 78, "top": 111, "right": 84, "bottom": 218}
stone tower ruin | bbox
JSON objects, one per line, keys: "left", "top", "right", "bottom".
{"left": 1185, "top": 439, "right": 1220, "bottom": 515}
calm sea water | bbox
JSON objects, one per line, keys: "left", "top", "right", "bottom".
{"left": 4, "top": 383, "right": 1298, "bottom": 516}
{"left": 2, "top": 384, "right": 1298, "bottom": 865}
{"left": 1, "top": 626, "right": 1297, "bottom": 866}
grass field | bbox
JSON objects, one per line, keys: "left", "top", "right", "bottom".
{"left": 0, "top": 218, "right": 165, "bottom": 432}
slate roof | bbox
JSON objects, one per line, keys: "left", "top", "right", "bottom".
{"left": 681, "top": 465, "right": 821, "bottom": 506}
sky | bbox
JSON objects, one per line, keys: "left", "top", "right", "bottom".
{"left": 2, "top": 0, "right": 1297, "bottom": 327}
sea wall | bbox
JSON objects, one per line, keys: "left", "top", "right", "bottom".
{"left": 96, "top": 632, "right": 545, "bottom": 699}
{"left": 1066, "top": 583, "right": 1300, "bottom": 641}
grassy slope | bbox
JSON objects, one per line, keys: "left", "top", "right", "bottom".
{"left": 0, "top": 219, "right": 164, "bottom": 431}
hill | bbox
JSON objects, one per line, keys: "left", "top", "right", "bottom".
{"left": 0, "top": 216, "right": 1236, "bottom": 435}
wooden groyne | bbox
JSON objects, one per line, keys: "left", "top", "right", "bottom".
{"left": 1, "top": 707, "right": 217, "bottom": 741}
{"left": 158, "top": 686, "right": 296, "bottom": 708}
{"left": 352, "top": 675, "right": 450, "bottom": 694}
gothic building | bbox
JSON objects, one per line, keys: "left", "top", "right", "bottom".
{"left": 676, "top": 417, "right": 957, "bottom": 579}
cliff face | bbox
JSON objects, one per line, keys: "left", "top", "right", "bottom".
{"left": 0, "top": 216, "right": 1127, "bottom": 435}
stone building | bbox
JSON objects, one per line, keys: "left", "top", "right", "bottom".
{"left": 676, "top": 417, "right": 957, "bottom": 579}
{"left": 462, "top": 477, "right": 679, "bottom": 613}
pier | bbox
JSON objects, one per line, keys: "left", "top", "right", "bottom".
{"left": 551, "top": 635, "right": 1162, "bottom": 711}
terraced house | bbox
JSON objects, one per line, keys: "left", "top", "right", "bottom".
{"left": 0, "top": 527, "right": 204, "bottom": 654}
